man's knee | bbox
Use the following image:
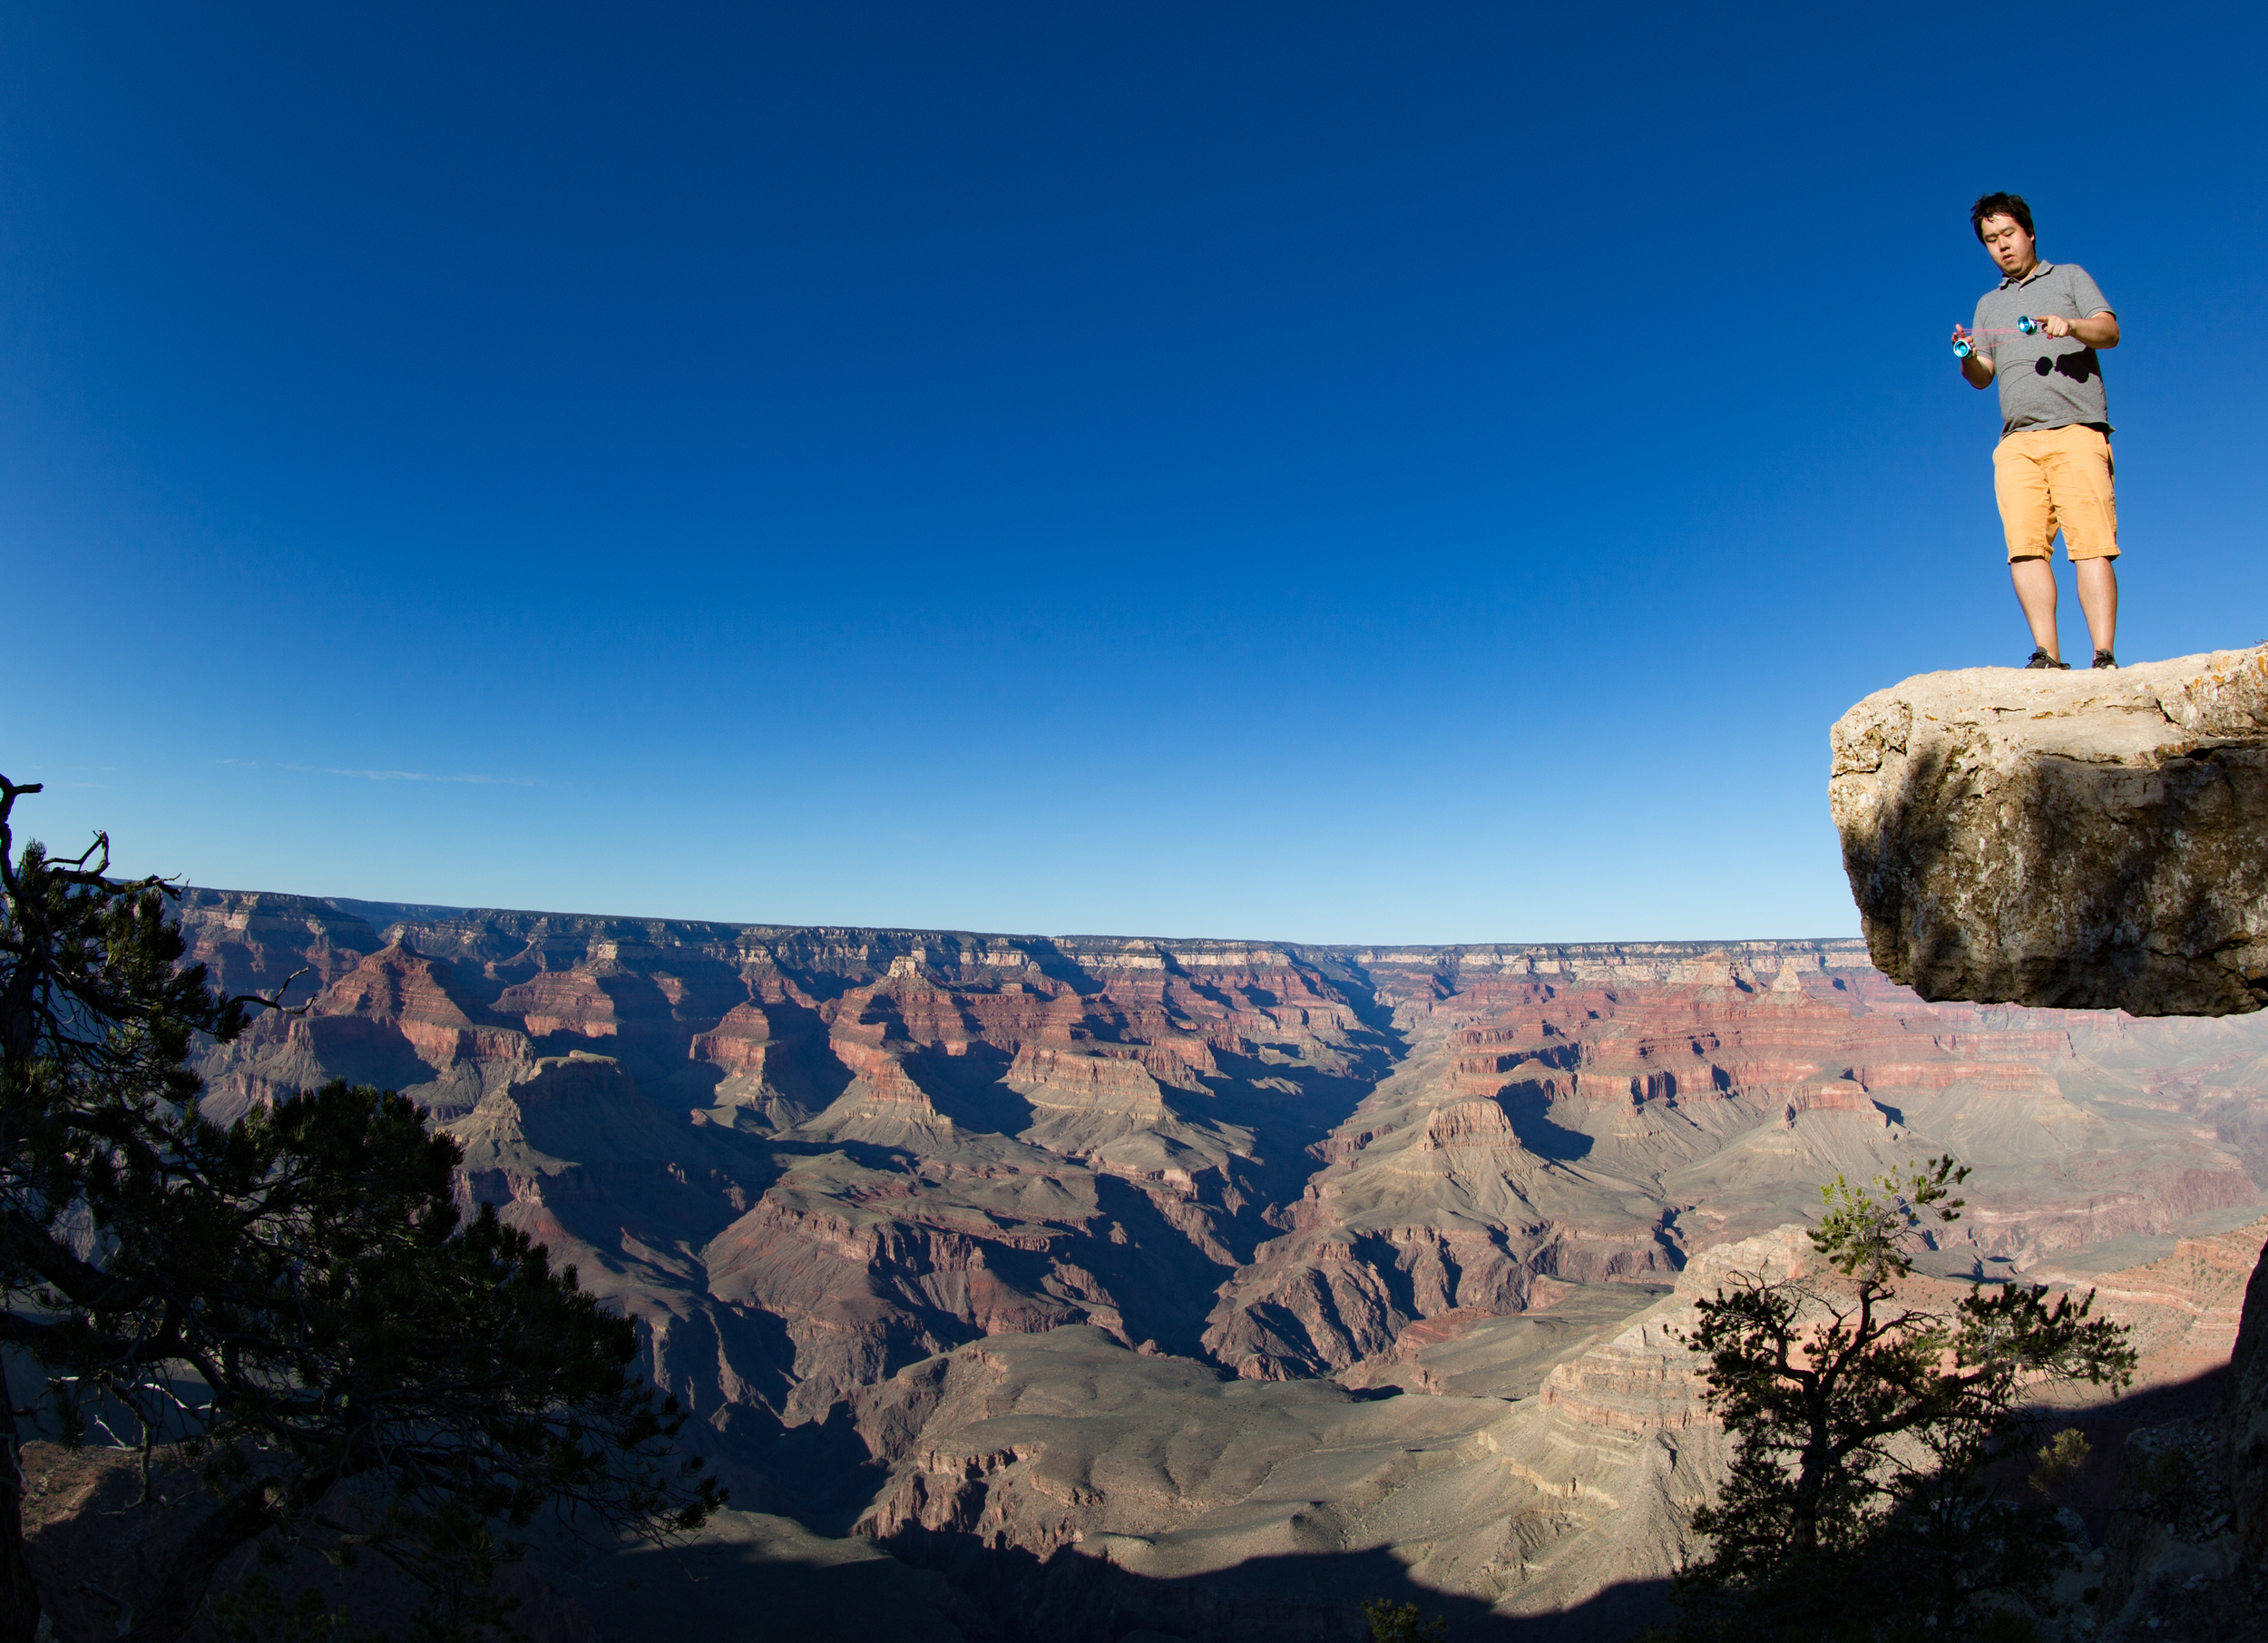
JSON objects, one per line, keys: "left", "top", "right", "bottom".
{"left": 2000, "top": 505, "right": 2058, "bottom": 561}
{"left": 2056, "top": 484, "right": 2118, "bottom": 561}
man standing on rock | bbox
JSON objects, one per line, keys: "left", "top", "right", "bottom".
{"left": 1952, "top": 191, "right": 2123, "bottom": 670}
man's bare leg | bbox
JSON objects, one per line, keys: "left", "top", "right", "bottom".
{"left": 2076, "top": 558, "right": 2118, "bottom": 658}
{"left": 2010, "top": 557, "right": 2061, "bottom": 660}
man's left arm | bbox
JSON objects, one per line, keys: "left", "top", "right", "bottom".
{"left": 2038, "top": 266, "right": 2118, "bottom": 347}
{"left": 2039, "top": 310, "right": 2118, "bottom": 347}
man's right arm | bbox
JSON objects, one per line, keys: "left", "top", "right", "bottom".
{"left": 1953, "top": 325, "right": 1995, "bottom": 388}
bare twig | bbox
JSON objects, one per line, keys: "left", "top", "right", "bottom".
{"left": 230, "top": 966, "right": 315, "bottom": 1018}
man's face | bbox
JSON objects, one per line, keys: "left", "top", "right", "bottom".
{"left": 1978, "top": 213, "right": 2037, "bottom": 278}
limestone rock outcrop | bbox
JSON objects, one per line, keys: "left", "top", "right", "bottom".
{"left": 1831, "top": 643, "right": 2268, "bottom": 1015}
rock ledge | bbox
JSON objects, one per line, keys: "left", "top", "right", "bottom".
{"left": 1830, "top": 643, "right": 2268, "bottom": 1016}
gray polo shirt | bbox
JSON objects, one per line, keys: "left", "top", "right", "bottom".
{"left": 1972, "top": 261, "right": 2116, "bottom": 435}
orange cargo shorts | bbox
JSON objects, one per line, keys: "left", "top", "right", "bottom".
{"left": 1992, "top": 424, "right": 2118, "bottom": 562}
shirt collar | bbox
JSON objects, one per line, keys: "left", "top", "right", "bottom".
{"left": 1999, "top": 260, "right": 2056, "bottom": 289}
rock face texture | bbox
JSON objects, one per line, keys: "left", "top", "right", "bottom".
{"left": 843, "top": 1236, "right": 1803, "bottom": 1641}
{"left": 843, "top": 1224, "right": 2267, "bottom": 1641}
{"left": 18, "top": 1440, "right": 989, "bottom": 1643}
{"left": 1831, "top": 643, "right": 2268, "bottom": 1016}
{"left": 2087, "top": 1224, "right": 2268, "bottom": 1641}
{"left": 2030, "top": 1214, "right": 2268, "bottom": 1392}
{"left": 1831, "top": 642, "right": 2268, "bottom": 1638}
{"left": 2233, "top": 1240, "right": 2268, "bottom": 1606}
{"left": 139, "top": 892, "right": 2268, "bottom": 1638}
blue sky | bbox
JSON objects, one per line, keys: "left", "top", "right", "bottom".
{"left": 4, "top": 2, "right": 2262, "bottom": 944}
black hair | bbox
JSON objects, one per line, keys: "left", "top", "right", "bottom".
{"left": 1970, "top": 192, "right": 2035, "bottom": 242}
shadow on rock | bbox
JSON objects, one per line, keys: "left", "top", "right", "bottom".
{"left": 1830, "top": 654, "right": 2268, "bottom": 1016}
{"left": 867, "top": 1524, "right": 1671, "bottom": 1642}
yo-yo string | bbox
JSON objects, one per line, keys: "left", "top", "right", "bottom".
{"left": 1953, "top": 320, "right": 2082, "bottom": 353}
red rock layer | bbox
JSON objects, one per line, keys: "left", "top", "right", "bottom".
{"left": 165, "top": 900, "right": 2266, "bottom": 1462}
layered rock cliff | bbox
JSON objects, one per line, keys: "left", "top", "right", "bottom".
{"left": 840, "top": 1234, "right": 1805, "bottom": 1639}
{"left": 842, "top": 1222, "right": 2266, "bottom": 1639}
{"left": 154, "top": 893, "right": 2268, "bottom": 1638}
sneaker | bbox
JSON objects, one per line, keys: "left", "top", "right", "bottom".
{"left": 2025, "top": 649, "right": 2070, "bottom": 670}
{"left": 2093, "top": 650, "right": 2117, "bottom": 670}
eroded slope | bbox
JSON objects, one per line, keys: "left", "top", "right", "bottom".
{"left": 166, "top": 895, "right": 2268, "bottom": 1634}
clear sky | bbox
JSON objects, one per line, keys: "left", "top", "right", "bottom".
{"left": 4, "top": 2, "right": 2262, "bottom": 945}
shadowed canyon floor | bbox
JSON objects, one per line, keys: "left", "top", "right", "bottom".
{"left": 121, "top": 894, "right": 2268, "bottom": 1638}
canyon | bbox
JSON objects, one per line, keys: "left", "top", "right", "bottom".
{"left": 95, "top": 889, "right": 2265, "bottom": 1638}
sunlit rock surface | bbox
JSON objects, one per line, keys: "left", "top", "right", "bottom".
{"left": 1831, "top": 643, "right": 2268, "bottom": 1016}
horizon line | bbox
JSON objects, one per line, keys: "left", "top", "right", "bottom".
{"left": 174, "top": 883, "right": 1867, "bottom": 955}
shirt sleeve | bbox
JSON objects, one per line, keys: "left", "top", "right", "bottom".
{"left": 2065, "top": 264, "right": 2114, "bottom": 318}
{"left": 1973, "top": 295, "right": 1994, "bottom": 360}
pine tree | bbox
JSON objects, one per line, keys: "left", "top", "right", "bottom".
{"left": 0, "top": 777, "right": 721, "bottom": 1643}
{"left": 1669, "top": 1157, "right": 2136, "bottom": 1640}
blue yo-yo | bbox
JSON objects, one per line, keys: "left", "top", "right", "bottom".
{"left": 2017, "top": 315, "right": 2043, "bottom": 335}
{"left": 1953, "top": 337, "right": 1974, "bottom": 358}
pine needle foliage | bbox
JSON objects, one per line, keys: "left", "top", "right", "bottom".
{"left": 1663, "top": 1157, "right": 2136, "bottom": 1641}
{"left": 1361, "top": 1598, "right": 1450, "bottom": 1643}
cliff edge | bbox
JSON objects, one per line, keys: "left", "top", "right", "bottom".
{"left": 1831, "top": 643, "right": 2268, "bottom": 1016}
{"left": 1831, "top": 645, "right": 2268, "bottom": 1636}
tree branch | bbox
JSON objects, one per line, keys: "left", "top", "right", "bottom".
{"left": 115, "top": 1472, "right": 289, "bottom": 1643}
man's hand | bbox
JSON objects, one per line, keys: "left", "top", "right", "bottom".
{"left": 2034, "top": 311, "right": 2121, "bottom": 348}
{"left": 1954, "top": 324, "right": 1995, "bottom": 388}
